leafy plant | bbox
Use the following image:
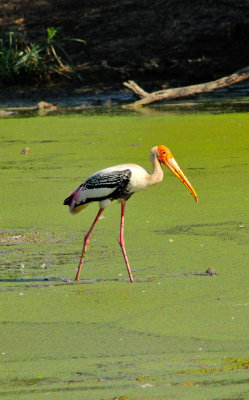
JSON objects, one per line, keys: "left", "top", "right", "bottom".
{"left": 0, "top": 30, "right": 40, "bottom": 80}
{"left": 0, "top": 27, "right": 86, "bottom": 84}
{"left": 44, "top": 27, "right": 86, "bottom": 78}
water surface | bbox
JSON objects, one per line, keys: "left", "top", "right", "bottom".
{"left": 0, "top": 111, "right": 249, "bottom": 399}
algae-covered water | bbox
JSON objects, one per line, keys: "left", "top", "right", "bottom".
{"left": 0, "top": 111, "right": 249, "bottom": 399}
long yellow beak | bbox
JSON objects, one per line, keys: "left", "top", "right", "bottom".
{"left": 165, "top": 157, "right": 198, "bottom": 202}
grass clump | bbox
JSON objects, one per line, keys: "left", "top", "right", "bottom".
{"left": 0, "top": 27, "right": 86, "bottom": 84}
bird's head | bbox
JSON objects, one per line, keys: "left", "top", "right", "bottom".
{"left": 157, "top": 145, "right": 198, "bottom": 203}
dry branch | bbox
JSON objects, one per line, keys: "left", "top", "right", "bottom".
{"left": 123, "top": 66, "right": 249, "bottom": 107}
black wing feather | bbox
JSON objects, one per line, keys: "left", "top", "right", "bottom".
{"left": 86, "top": 169, "right": 132, "bottom": 201}
{"left": 85, "top": 169, "right": 131, "bottom": 189}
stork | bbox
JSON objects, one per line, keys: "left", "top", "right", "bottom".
{"left": 64, "top": 145, "right": 198, "bottom": 282}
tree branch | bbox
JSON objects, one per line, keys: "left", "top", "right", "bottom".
{"left": 123, "top": 66, "right": 249, "bottom": 107}
{"left": 123, "top": 80, "right": 149, "bottom": 98}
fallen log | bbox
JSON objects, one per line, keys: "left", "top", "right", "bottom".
{"left": 123, "top": 66, "right": 249, "bottom": 107}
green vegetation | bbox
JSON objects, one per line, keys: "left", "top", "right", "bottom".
{"left": 0, "top": 27, "right": 86, "bottom": 84}
{"left": 0, "top": 112, "right": 249, "bottom": 399}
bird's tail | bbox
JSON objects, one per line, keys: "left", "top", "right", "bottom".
{"left": 63, "top": 194, "right": 73, "bottom": 206}
{"left": 63, "top": 193, "right": 75, "bottom": 213}
{"left": 63, "top": 185, "right": 89, "bottom": 214}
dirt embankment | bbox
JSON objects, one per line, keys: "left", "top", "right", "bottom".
{"left": 1, "top": 0, "right": 249, "bottom": 87}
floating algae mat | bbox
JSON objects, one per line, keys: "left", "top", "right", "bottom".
{"left": 0, "top": 112, "right": 249, "bottom": 399}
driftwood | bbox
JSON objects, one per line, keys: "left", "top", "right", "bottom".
{"left": 123, "top": 66, "right": 249, "bottom": 107}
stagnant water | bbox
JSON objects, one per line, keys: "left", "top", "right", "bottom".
{"left": 0, "top": 109, "right": 249, "bottom": 399}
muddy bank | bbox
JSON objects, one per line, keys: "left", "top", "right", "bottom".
{"left": 0, "top": 84, "right": 135, "bottom": 108}
{"left": 1, "top": 80, "right": 249, "bottom": 111}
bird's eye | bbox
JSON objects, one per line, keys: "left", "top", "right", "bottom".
{"left": 162, "top": 151, "right": 166, "bottom": 154}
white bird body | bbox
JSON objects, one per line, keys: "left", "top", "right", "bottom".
{"left": 64, "top": 145, "right": 198, "bottom": 282}
{"left": 64, "top": 147, "right": 165, "bottom": 214}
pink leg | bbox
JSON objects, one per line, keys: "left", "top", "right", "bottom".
{"left": 119, "top": 202, "right": 134, "bottom": 282}
{"left": 75, "top": 208, "right": 104, "bottom": 281}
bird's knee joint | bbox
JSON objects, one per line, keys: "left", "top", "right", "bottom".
{"left": 118, "top": 237, "right": 124, "bottom": 246}
{"left": 84, "top": 236, "right": 90, "bottom": 246}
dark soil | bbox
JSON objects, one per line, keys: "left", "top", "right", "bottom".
{"left": 1, "top": 0, "right": 249, "bottom": 89}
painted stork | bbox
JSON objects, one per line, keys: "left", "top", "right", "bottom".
{"left": 64, "top": 145, "right": 198, "bottom": 282}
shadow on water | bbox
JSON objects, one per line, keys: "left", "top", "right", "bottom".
{"left": 0, "top": 276, "right": 128, "bottom": 287}
{"left": 0, "top": 277, "right": 68, "bottom": 283}
{"left": 156, "top": 221, "right": 248, "bottom": 243}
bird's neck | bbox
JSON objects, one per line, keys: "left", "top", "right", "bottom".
{"left": 148, "top": 148, "right": 164, "bottom": 186}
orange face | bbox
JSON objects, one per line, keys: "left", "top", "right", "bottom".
{"left": 157, "top": 145, "right": 172, "bottom": 165}
{"left": 157, "top": 145, "right": 198, "bottom": 203}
